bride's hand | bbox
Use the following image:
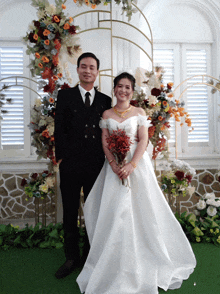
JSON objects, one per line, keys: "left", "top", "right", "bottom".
{"left": 110, "top": 161, "right": 121, "bottom": 176}
{"left": 118, "top": 162, "right": 134, "bottom": 179}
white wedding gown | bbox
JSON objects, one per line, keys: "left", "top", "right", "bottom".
{"left": 77, "top": 115, "right": 196, "bottom": 294}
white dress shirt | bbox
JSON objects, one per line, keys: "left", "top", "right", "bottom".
{"left": 78, "top": 84, "right": 95, "bottom": 105}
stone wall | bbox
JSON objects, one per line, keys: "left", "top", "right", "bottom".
{"left": 156, "top": 169, "right": 220, "bottom": 214}
{"left": 0, "top": 169, "right": 220, "bottom": 224}
{"left": 0, "top": 173, "right": 56, "bottom": 222}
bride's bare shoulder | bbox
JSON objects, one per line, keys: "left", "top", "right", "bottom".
{"left": 102, "top": 108, "right": 114, "bottom": 119}
{"left": 132, "top": 106, "right": 146, "bottom": 116}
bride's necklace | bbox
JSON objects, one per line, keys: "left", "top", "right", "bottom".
{"left": 113, "top": 105, "right": 132, "bottom": 118}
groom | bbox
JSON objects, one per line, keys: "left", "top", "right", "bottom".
{"left": 54, "top": 52, "right": 112, "bottom": 279}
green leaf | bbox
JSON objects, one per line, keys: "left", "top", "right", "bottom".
{"left": 49, "top": 229, "right": 58, "bottom": 238}
{"left": 55, "top": 242, "right": 63, "bottom": 249}
{"left": 39, "top": 241, "right": 51, "bottom": 248}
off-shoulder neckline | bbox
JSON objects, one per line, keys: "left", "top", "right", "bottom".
{"left": 102, "top": 114, "right": 147, "bottom": 125}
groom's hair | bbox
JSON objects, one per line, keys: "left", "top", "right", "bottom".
{"left": 114, "top": 72, "right": 136, "bottom": 91}
{"left": 77, "top": 52, "right": 100, "bottom": 70}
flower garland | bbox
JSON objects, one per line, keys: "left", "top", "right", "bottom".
{"left": 73, "top": 0, "right": 136, "bottom": 21}
{"left": 160, "top": 159, "right": 196, "bottom": 198}
{"left": 21, "top": 171, "right": 55, "bottom": 200}
{"left": 23, "top": 0, "right": 81, "bottom": 171}
{"left": 130, "top": 68, "right": 194, "bottom": 160}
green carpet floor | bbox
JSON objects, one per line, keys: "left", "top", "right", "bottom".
{"left": 0, "top": 242, "right": 220, "bottom": 294}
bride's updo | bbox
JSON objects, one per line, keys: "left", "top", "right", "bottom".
{"left": 113, "top": 72, "right": 136, "bottom": 91}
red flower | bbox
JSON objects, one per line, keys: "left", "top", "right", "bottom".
{"left": 175, "top": 171, "right": 185, "bottom": 181}
{"left": 43, "top": 79, "right": 56, "bottom": 94}
{"left": 41, "top": 67, "right": 53, "bottom": 80}
{"left": 34, "top": 21, "right": 40, "bottom": 28}
{"left": 21, "top": 178, "right": 27, "bottom": 187}
{"left": 69, "top": 25, "right": 76, "bottom": 35}
{"left": 28, "top": 32, "right": 37, "bottom": 43}
{"left": 61, "top": 83, "right": 71, "bottom": 90}
{"left": 185, "top": 174, "right": 192, "bottom": 183}
{"left": 31, "top": 173, "right": 38, "bottom": 180}
{"left": 43, "top": 170, "right": 49, "bottom": 174}
{"left": 148, "top": 126, "right": 156, "bottom": 138}
{"left": 130, "top": 100, "right": 138, "bottom": 106}
{"left": 151, "top": 88, "right": 161, "bottom": 97}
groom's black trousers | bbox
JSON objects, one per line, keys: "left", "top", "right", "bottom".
{"left": 59, "top": 162, "right": 103, "bottom": 260}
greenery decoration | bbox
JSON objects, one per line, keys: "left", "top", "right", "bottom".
{"left": 175, "top": 211, "right": 220, "bottom": 247}
{"left": 130, "top": 68, "right": 193, "bottom": 160}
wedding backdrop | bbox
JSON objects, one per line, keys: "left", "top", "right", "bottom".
{"left": 0, "top": 0, "right": 220, "bottom": 249}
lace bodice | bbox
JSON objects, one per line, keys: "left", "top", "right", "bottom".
{"left": 99, "top": 114, "right": 151, "bottom": 142}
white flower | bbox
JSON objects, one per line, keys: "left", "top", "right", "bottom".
{"left": 193, "top": 209, "right": 200, "bottom": 216}
{"left": 28, "top": 23, "right": 35, "bottom": 31}
{"left": 35, "top": 98, "right": 42, "bottom": 107}
{"left": 45, "top": 176, "right": 55, "bottom": 188}
{"left": 204, "top": 192, "right": 215, "bottom": 200}
{"left": 148, "top": 95, "right": 157, "bottom": 106}
{"left": 37, "top": 10, "right": 45, "bottom": 19}
{"left": 187, "top": 186, "right": 195, "bottom": 196}
{"left": 47, "top": 123, "right": 54, "bottom": 136}
{"left": 53, "top": 165, "right": 59, "bottom": 173}
{"left": 39, "top": 184, "right": 49, "bottom": 194}
{"left": 45, "top": 4, "right": 56, "bottom": 15}
{"left": 207, "top": 206, "right": 217, "bottom": 217}
{"left": 196, "top": 199, "right": 206, "bottom": 210}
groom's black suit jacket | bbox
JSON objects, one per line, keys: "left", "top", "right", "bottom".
{"left": 54, "top": 85, "right": 112, "bottom": 173}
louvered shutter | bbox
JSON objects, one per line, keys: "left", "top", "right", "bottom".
{"left": 186, "top": 49, "right": 209, "bottom": 142}
{"left": 0, "top": 47, "right": 24, "bottom": 149}
{"left": 153, "top": 49, "right": 175, "bottom": 142}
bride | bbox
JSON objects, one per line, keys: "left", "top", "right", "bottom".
{"left": 77, "top": 72, "right": 196, "bottom": 294}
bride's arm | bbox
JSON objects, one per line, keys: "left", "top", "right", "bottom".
{"left": 101, "top": 112, "right": 120, "bottom": 176}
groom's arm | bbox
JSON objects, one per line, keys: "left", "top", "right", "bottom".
{"left": 54, "top": 90, "right": 66, "bottom": 162}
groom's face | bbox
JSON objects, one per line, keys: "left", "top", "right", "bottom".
{"left": 77, "top": 57, "right": 99, "bottom": 86}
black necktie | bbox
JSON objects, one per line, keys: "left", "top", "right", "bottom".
{"left": 85, "top": 92, "right": 90, "bottom": 107}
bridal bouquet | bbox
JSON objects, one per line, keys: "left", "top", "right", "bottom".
{"left": 106, "top": 129, "right": 132, "bottom": 185}
{"left": 21, "top": 171, "right": 55, "bottom": 200}
{"left": 161, "top": 159, "right": 196, "bottom": 197}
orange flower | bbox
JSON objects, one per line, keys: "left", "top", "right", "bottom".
{"left": 33, "top": 34, "right": 38, "bottom": 40}
{"left": 54, "top": 39, "right": 61, "bottom": 50}
{"left": 42, "top": 129, "right": 50, "bottom": 138}
{"left": 49, "top": 97, "right": 54, "bottom": 103}
{"left": 64, "top": 23, "right": 70, "bottom": 30}
{"left": 91, "top": 4, "right": 96, "bottom": 9}
{"left": 162, "top": 101, "right": 167, "bottom": 106}
{"left": 179, "top": 112, "right": 184, "bottom": 117}
{"left": 175, "top": 99, "right": 180, "bottom": 104}
{"left": 85, "top": 0, "right": 89, "bottom": 5}
{"left": 62, "top": 4, "right": 66, "bottom": 9}
{"left": 50, "top": 136, "right": 55, "bottom": 142}
{"left": 53, "top": 75, "right": 58, "bottom": 81}
{"left": 53, "top": 15, "right": 60, "bottom": 23}
{"left": 180, "top": 123, "right": 184, "bottom": 127}
{"left": 167, "top": 92, "right": 174, "bottom": 98}
{"left": 167, "top": 82, "right": 174, "bottom": 87}
{"left": 38, "top": 63, "right": 43, "bottom": 68}
{"left": 160, "top": 84, "right": 164, "bottom": 89}
{"left": 160, "top": 125, "right": 165, "bottom": 131}
{"left": 73, "top": 0, "right": 77, "bottom": 3}
{"left": 158, "top": 116, "right": 163, "bottom": 121}
{"left": 42, "top": 56, "right": 49, "bottom": 63}
{"left": 43, "top": 29, "right": 50, "bottom": 36}
{"left": 57, "top": 73, "right": 63, "bottom": 78}
{"left": 44, "top": 40, "right": 50, "bottom": 45}
{"left": 69, "top": 17, "right": 73, "bottom": 23}
{"left": 35, "top": 52, "right": 40, "bottom": 59}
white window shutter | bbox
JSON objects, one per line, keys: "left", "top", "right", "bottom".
{"left": 186, "top": 49, "right": 209, "bottom": 142}
{"left": 0, "top": 47, "right": 24, "bottom": 149}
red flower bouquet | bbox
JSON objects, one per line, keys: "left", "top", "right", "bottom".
{"left": 106, "top": 129, "right": 132, "bottom": 185}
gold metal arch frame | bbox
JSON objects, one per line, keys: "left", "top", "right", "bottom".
{"left": 172, "top": 74, "right": 220, "bottom": 159}
{"left": 0, "top": 75, "right": 58, "bottom": 225}
{"left": 72, "top": 2, "right": 154, "bottom": 89}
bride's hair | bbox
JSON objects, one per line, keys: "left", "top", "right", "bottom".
{"left": 113, "top": 72, "right": 136, "bottom": 91}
